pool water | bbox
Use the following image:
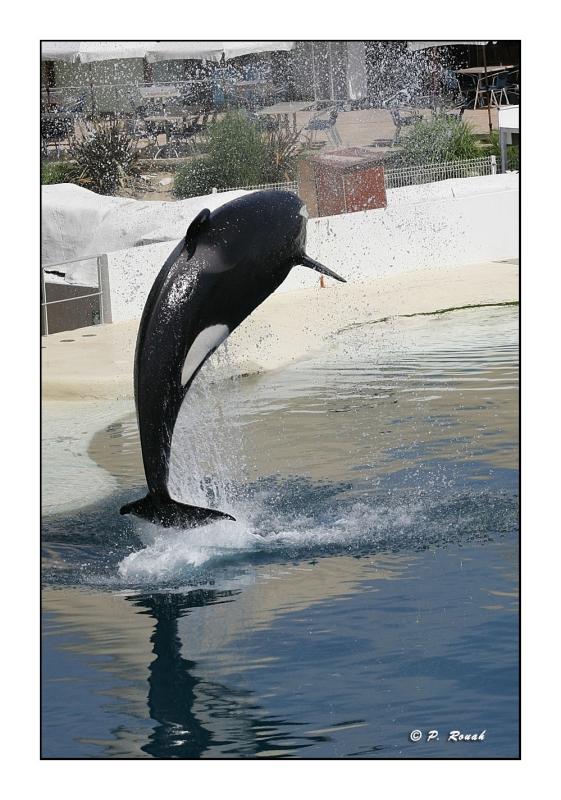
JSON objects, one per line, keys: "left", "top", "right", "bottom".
{"left": 42, "top": 306, "right": 519, "bottom": 758}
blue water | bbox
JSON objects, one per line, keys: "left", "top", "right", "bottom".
{"left": 42, "top": 306, "right": 519, "bottom": 758}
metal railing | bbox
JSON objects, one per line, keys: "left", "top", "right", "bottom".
{"left": 384, "top": 155, "right": 497, "bottom": 189}
{"left": 212, "top": 180, "right": 299, "bottom": 193}
{"left": 41, "top": 255, "right": 105, "bottom": 336}
{"left": 213, "top": 158, "right": 499, "bottom": 197}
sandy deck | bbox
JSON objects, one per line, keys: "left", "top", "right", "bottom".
{"left": 42, "top": 259, "right": 518, "bottom": 403}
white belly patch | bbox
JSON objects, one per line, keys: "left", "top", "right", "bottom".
{"left": 181, "top": 324, "right": 230, "bottom": 386}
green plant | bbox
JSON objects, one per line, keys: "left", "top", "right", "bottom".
{"left": 399, "top": 114, "right": 480, "bottom": 165}
{"left": 68, "top": 120, "right": 139, "bottom": 195}
{"left": 262, "top": 126, "right": 303, "bottom": 182}
{"left": 206, "top": 112, "right": 269, "bottom": 187}
{"left": 506, "top": 145, "right": 519, "bottom": 171}
{"left": 173, "top": 112, "right": 305, "bottom": 198}
{"left": 483, "top": 131, "right": 520, "bottom": 171}
{"left": 41, "top": 160, "right": 78, "bottom": 185}
{"left": 173, "top": 157, "right": 221, "bottom": 200}
{"left": 485, "top": 130, "right": 501, "bottom": 157}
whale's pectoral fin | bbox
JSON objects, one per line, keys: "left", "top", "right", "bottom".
{"left": 185, "top": 208, "right": 211, "bottom": 259}
{"left": 300, "top": 254, "right": 346, "bottom": 283}
{"left": 120, "top": 494, "right": 235, "bottom": 529}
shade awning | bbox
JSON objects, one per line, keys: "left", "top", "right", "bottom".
{"left": 407, "top": 41, "right": 489, "bottom": 51}
{"left": 145, "top": 41, "right": 226, "bottom": 63}
{"left": 41, "top": 41, "right": 153, "bottom": 63}
{"left": 221, "top": 41, "right": 294, "bottom": 60}
{"left": 41, "top": 41, "right": 295, "bottom": 64}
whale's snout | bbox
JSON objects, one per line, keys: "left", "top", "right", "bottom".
{"left": 300, "top": 254, "right": 346, "bottom": 283}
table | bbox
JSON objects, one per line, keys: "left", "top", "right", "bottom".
{"left": 144, "top": 115, "right": 185, "bottom": 124}
{"left": 138, "top": 85, "right": 183, "bottom": 117}
{"left": 256, "top": 101, "right": 316, "bottom": 132}
{"left": 142, "top": 113, "right": 207, "bottom": 158}
{"left": 455, "top": 65, "right": 514, "bottom": 75}
{"left": 455, "top": 65, "right": 515, "bottom": 108}
{"left": 138, "top": 85, "right": 180, "bottom": 100}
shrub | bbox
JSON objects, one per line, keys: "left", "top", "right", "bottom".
{"left": 484, "top": 131, "right": 520, "bottom": 172}
{"left": 173, "top": 112, "right": 304, "bottom": 198}
{"left": 506, "top": 145, "right": 520, "bottom": 171}
{"left": 262, "top": 126, "right": 303, "bottom": 183}
{"left": 68, "top": 121, "right": 139, "bottom": 195}
{"left": 41, "top": 160, "right": 78, "bottom": 185}
{"left": 399, "top": 114, "right": 480, "bottom": 165}
{"left": 206, "top": 112, "right": 269, "bottom": 187}
{"left": 173, "top": 158, "right": 222, "bottom": 199}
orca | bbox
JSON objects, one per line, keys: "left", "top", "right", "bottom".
{"left": 120, "top": 190, "right": 345, "bottom": 529}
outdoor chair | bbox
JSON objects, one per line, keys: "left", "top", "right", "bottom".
{"left": 174, "top": 115, "right": 198, "bottom": 140}
{"left": 169, "top": 115, "right": 201, "bottom": 148}
{"left": 41, "top": 113, "right": 74, "bottom": 157}
{"left": 196, "top": 112, "right": 210, "bottom": 132}
{"left": 126, "top": 116, "right": 153, "bottom": 152}
{"left": 478, "top": 72, "right": 512, "bottom": 108}
{"left": 59, "top": 94, "right": 87, "bottom": 115}
{"left": 488, "top": 73, "right": 510, "bottom": 107}
{"left": 390, "top": 107, "right": 420, "bottom": 145}
{"left": 447, "top": 91, "right": 477, "bottom": 119}
{"left": 456, "top": 74, "right": 478, "bottom": 110}
{"left": 505, "top": 70, "right": 520, "bottom": 105}
{"left": 305, "top": 108, "right": 342, "bottom": 147}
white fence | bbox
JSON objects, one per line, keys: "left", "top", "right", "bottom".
{"left": 214, "top": 159, "right": 499, "bottom": 195}
{"left": 384, "top": 156, "right": 497, "bottom": 189}
{"left": 212, "top": 180, "right": 299, "bottom": 194}
{"left": 212, "top": 159, "right": 498, "bottom": 196}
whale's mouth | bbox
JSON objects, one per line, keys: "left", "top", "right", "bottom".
{"left": 300, "top": 254, "right": 346, "bottom": 283}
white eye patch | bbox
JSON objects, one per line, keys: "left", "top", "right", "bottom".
{"left": 299, "top": 205, "right": 309, "bottom": 219}
{"left": 181, "top": 324, "right": 230, "bottom": 386}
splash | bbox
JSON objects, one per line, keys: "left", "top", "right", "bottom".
{"left": 167, "top": 341, "right": 246, "bottom": 516}
{"left": 43, "top": 305, "right": 518, "bottom": 590}
{"left": 116, "top": 483, "right": 516, "bottom": 583}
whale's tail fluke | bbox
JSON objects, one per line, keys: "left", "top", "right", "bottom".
{"left": 120, "top": 493, "right": 235, "bottom": 529}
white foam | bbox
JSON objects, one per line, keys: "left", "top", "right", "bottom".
{"left": 117, "top": 499, "right": 420, "bottom": 583}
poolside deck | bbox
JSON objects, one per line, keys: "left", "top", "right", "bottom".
{"left": 42, "top": 259, "right": 518, "bottom": 402}
{"left": 296, "top": 107, "right": 499, "bottom": 150}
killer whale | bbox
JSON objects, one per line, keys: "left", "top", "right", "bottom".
{"left": 120, "top": 190, "right": 345, "bottom": 529}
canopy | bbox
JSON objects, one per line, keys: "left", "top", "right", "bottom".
{"left": 41, "top": 41, "right": 295, "bottom": 64}
{"left": 41, "top": 41, "right": 154, "bottom": 63}
{"left": 407, "top": 41, "right": 489, "bottom": 51}
{"left": 41, "top": 183, "right": 250, "bottom": 286}
{"left": 146, "top": 41, "right": 294, "bottom": 62}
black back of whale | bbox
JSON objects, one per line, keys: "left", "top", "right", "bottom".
{"left": 120, "top": 190, "right": 345, "bottom": 529}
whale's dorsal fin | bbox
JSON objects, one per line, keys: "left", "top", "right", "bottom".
{"left": 185, "top": 208, "right": 211, "bottom": 259}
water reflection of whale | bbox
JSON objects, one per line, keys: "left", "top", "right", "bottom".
{"left": 129, "top": 590, "right": 329, "bottom": 758}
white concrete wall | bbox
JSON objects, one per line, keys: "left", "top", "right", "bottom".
{"left": 102, "top": 173, "right": 518, "bottom": 323}
{"left": 499, "top": 105, "right": 519, "bottom": 130}
{"left": 101, "top": 241, "right": 176, "bottom": 324}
